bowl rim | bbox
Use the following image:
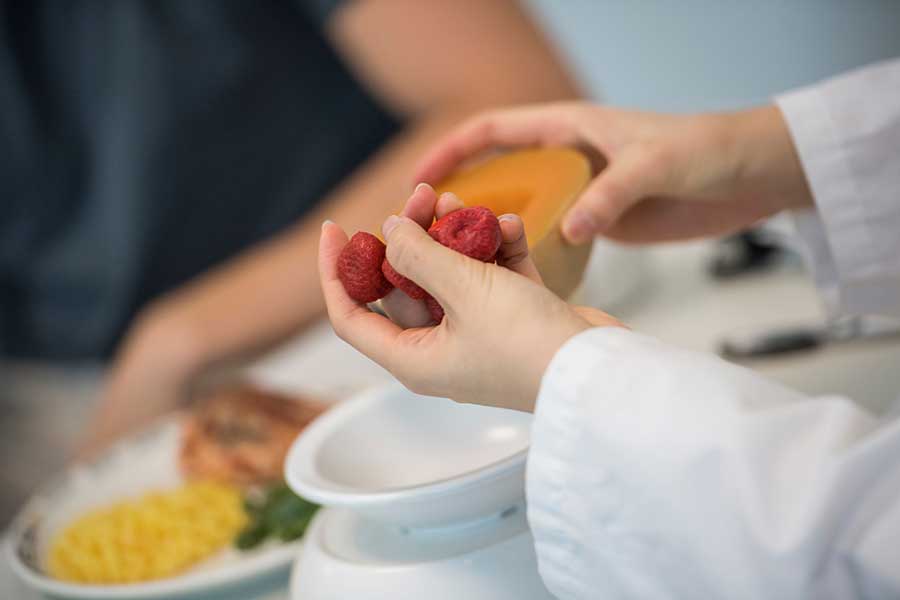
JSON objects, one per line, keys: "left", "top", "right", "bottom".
{"left": 284, "top": 383, "right": 530, "bottom": 509}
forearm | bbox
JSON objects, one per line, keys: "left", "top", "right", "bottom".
{"left": 727, "top": 104, "right": 813, "bottom": 212}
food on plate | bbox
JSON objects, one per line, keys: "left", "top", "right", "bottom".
{"left": 47, "top": 481, "right": 246, "bottom": 584}
{"left": 435, "top": 148, "right": 591, "bottom": 298}
{"left": 337, "top": 231, "right": 394, "bottom": 303}
{"left": 180, "top": 386, "right": 327, "bottom": 487}
{"left": 235, "top": 482, "right": 319, "bottom": 550}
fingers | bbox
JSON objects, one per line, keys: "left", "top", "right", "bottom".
{"left": 561, "top": 149, "right": 666, "bottom": 244}
{"left": 401, "top": 183, "right": 439, "bottom": 229}
{"left": 497, "top": 214, "right": 543, "bottom": 284}
{"left": 381, "top": 216, "right": 471, "bottom": 309}
{"left": 317, "top": 221, "right": 407, "bottom": 362}
{"left": 413, "top": 104, "right": 580, "bottom": 185}
{"left": 434, "top": 191, "right": 466, "bottom": 220}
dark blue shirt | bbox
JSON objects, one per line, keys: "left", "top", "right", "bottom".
{"left": 0, "top": 0, "right": 399, "bottom": 359}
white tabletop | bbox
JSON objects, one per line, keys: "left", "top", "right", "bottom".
{"left": 4, "top": 240, "right": 899, "bottom": 599}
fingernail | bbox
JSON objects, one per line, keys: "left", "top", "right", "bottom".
{"left": 498, "top": 214, "right": 517, "bottom": 222}
{"left": 321, "top": 219, "right": 334, "bottom": 230}
{"left": 382, "top": 215, "right": 402, "bottom": 238}
{"left": 414, "top": 182, "right": 433, "bottom": 194}
{"left": 563, "top": 210, "right": 596, "bottom": 243}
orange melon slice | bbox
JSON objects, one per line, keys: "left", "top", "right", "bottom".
{"left": 435, "top": 148, "right": 592, "bottom": 298}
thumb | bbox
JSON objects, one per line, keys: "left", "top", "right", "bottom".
{"left": 561, "top": 150, "right": 665, "bottom": 244}
{"left": 381, "top": 215, "right": 474, "bottom": 310}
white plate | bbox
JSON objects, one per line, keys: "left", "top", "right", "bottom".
{"left": 285, "top": 384, "right": 532, "bottom": 530}
{"left": 5, "top": 419, "right": 303, "bottom": 599}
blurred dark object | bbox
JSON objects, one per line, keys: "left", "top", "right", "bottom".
{"left": 708, "top": 230, "right": 789, "bottom": 279}
{"left": 720, "top": 316, "right": 900, "bottom": 360}
{"left": 0, "top": 0, "right": 398, "bottom": 360}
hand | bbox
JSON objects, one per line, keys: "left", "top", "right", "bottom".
{"left": 77, "top": 305, "right": 202, "bottom": 458}
{"left": 377, "top": 183, "right": 546, "bottom": 328}
{"left": 413, "top": 102, "right": 813, "bottom": 244}
{"left": 318, "top": 185, "right": 622, "bottom": 412}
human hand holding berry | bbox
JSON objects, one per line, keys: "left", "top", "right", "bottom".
{"left": 320, "top": 184, "right": 622, "bottom": 412}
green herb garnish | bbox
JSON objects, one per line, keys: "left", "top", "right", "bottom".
{"left": 235, "top": 482, "right": 319, "bottom": 550}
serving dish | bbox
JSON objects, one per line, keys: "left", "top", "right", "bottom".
{"left": 5, "top": 419, "right": 302, "bottom": 599}
{"left": 285, "top": 383, "right": 532, "bottom": 529}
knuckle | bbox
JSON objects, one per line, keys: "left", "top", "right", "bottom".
{"left": 500, "top": 245, "right": 529, "bottom": 267}
{"left": 386, "top": 228, "right": 417, "bottom": 269}
{"left": 598, "top": 178, "right": 627, "bottom": 207}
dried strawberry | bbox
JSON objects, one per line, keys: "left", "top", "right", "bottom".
{"left": 381, "top": 259, "right": 428, "bottom": 300}
{"left": 428, "top": 206, "right": 501, "bottom": 262}
{"left": 424, "top": 295, "right": 444, "bottom": 323}
{"left": 337, "top": 232, "right": 394, "bottom": 303}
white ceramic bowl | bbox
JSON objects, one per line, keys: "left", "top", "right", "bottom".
{"left": 289, "top": 507, "right": 555, "bottom": 600}
{"left": 284, "top": 384, "right": 531, "bottom": 530}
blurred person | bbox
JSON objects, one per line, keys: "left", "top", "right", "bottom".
{"left": 0, "top": 1, "right": 581, "bottom": 452}
{"left": 320, "top": 58, "right": 900, "bottom": 598}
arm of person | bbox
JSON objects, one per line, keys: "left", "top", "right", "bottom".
{"left": 529, "top": 327, "right": 900, "bottom": 599}
{"left": 529, "top": 60, "right": 900, "bottom": 599}
{"left": 82, "top": 0, "right": 581, "bottom": 454}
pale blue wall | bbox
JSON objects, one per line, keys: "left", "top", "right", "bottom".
{"left": 527, "top": 1, "right": 900, "bottom": 111}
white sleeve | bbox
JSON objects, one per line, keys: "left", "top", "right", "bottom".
{"left": 527, "top": 327, "right": 900, "bottom": 600}
{"left": 776, "top": 58, "right": 900, "bottom": 318}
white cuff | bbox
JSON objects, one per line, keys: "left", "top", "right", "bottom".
{"left": 776, "top": 60, "right": 900, "bottom": 318}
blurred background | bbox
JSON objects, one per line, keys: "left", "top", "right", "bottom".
{"left": 529, "top": 0, "right": 900, "bottom": 111}
{"left": 3, "top": 0, "right": 900, "bottom": 531}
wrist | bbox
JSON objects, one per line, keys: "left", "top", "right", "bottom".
{"left": 120, "top": 299, "right": 209, "bottom": 385}
{"left": 522, "top": 312, "right": 599, "bottom": 412}
{"left": 729, "top": 105, "right": 814, "bottom": 211}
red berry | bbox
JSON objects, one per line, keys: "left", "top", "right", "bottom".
{"left": 428, "top": 206, "right": 501, "bottom": 262}
{"left": 425, "top": 295, "right": 444, "bottom": 323}
{"left": 337, "top": 232, "right": 394, "bottom": 303}
{"left": 382, "top": 259, "right": 428, "bottom": 300}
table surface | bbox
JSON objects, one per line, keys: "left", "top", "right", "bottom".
{"left": 4, "top": 240, "right": 900, "bottom": 599}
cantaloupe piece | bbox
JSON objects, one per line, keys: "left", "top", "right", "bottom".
{"left": 435, "top": 148, "right": 592, "bottom": 299}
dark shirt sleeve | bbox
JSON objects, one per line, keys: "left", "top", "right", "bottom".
{"left": 295, "top": 0, "right": 348, "bottom": 27}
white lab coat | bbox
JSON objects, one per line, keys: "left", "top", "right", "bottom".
{"left": 527, "top": 58, "right": 900, "bottom": 599}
